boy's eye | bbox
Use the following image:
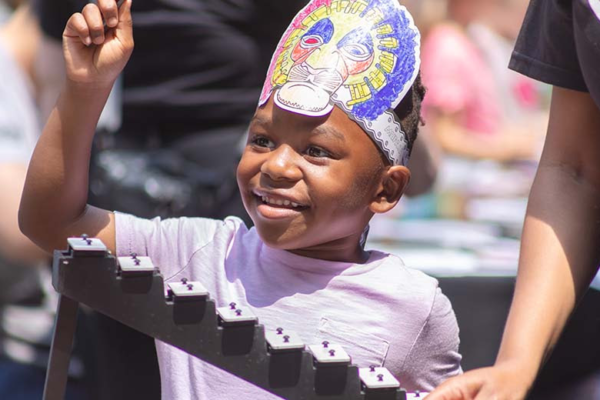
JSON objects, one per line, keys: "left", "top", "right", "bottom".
{"left": 250, "top": 135, "right": 274, "bottom": 149}
{"left": 306, "top": 146, "right": 331, "bottom": 158}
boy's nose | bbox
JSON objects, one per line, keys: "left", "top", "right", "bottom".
{"left": 260, "top": 145, "right": 302, "bottom": 183}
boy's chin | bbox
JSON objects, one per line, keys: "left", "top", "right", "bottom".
{"left": 253, "top": 222, "right": 308, "bottom": 251}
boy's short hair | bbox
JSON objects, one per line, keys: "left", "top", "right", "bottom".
{"left": 393, "top": 72, "right": 426, "bottom": 159}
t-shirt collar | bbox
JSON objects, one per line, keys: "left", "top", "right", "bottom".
{"left": 259, "top": 243, "right": 385, "bottom": 276}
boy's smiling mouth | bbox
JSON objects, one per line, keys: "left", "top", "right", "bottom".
{"left": 252, "top": 190, "right": 309, "bottom": 219}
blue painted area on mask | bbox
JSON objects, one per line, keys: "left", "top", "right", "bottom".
{"left": 304, "top": 18, "right": 335, "bottom": 44}
{"left": 337, "top": 27, "right": 375, "bottom": 55}
{"left": 353, "top": 0, "right": 419, "bottom": 120}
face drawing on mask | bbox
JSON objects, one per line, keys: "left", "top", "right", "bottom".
{"left": 259, "top": 0, "right": 420, "bottom": 166}
{"left": 278, "top": 16, "right": 376, "bottom": 114}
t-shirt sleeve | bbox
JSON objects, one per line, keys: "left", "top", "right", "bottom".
{"left": 401, "top": 287, "right": 462, "bottom": 391}
{"left": 509, "top": 0, "right": 588, "bottom": 92}
{"left": 115, "top": 212, "right": 227, "bottom": 280}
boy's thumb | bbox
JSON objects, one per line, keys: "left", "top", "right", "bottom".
{"left": 116, "top": 0, "right": 133, "bottom": 42}
{"left": 118, "top": 0, "right": 133, "bottom": 27}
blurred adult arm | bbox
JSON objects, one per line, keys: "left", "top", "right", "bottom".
{"left": 0, "top": 164, "right": 48, "bottom": 264}
{"left": 428, "top": 86, "right": 600, "bottom": 400}
{"left": 0, "top": 4, "right": 47, "bottom": 265}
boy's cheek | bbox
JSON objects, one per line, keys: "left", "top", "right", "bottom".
{"left": 236, "top": 153, "right": 254, "bottom": 186}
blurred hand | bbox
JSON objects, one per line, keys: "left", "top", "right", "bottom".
{"left": 426, "top": 364, "right": 532, "bottom": 400}
{"left": 62, "top": 0, "right": 134, "bottom": 86}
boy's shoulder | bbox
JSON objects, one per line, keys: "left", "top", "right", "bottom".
{"left": 364, "top": 250, "right": 443, "bottom": 308}
{"left": 115, "top": 212, "right": 264, "bottom": 280}
{"left": 171, "top": 215, "right": 247, "bottom": 240}
{"left": 115, "top": 213, "right": 253, "bottom": 266}
{"left": 370, "top": 250, "right": 440, "bottom": 286}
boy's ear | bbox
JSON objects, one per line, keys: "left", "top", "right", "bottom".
{"left": 369, "top": 165, "right": 411, "bottom": 214}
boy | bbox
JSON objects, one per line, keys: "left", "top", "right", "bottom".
{"left": 19, "top": 0, "right": 462, "bottom": 398}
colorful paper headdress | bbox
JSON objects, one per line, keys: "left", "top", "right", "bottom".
{"left": 259, "top": 0, "right": 420, "bottom": 165}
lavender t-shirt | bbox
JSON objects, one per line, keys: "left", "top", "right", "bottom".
{"left": 116, "top": 213, "right": 462, "bottom": 398}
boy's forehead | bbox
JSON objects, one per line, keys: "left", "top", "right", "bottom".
{"left": 252, "top": 98, "right": 361, "bottom": 142}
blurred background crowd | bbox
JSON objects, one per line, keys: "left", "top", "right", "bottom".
{"left": 0, "top": 0, "right": 598, "bottom": 399}
{"left": 371, "top": 0, "right": 549, "bottom": 287}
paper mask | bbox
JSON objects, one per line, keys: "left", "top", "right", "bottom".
{"left": 259, "top": 0, "right": 420, "bottom": 165}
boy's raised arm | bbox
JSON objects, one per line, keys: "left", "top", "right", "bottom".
{"left": 19, "top": 0, "right": 134, "bottom": 255}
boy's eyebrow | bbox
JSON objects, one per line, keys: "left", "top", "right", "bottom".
{"left": 249, "top": 115, "right": 270, "bottom": 128}
{"left": 312, "top": 125, "right": 346, "bottom": 143}
{"left": 249, "top": 114, "right": 346, "bottom": 143}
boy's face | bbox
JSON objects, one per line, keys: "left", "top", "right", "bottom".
{"left": 237, "top": 95, "right": 386, "bottom": 255}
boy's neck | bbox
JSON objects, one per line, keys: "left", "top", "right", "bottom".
{"left": 286, "top": 235, "right": 370, "bottom": 264}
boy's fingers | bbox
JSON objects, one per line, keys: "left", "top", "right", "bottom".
{"left": 82, "top": 4, "right": 105, "bottom": 45}
{"left": 97, "top": 0, "right": 119, "bottom": 28}
{"left": 64, "top": 13, "right": 92, "bottom": 47}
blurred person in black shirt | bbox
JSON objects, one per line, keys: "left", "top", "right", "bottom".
{"left": 429, "top": 1, "right": 600, "bottom": 399}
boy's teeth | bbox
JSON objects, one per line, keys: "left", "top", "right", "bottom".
{"left": 261, "top": 195, "right": 301, "bottom": 208}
